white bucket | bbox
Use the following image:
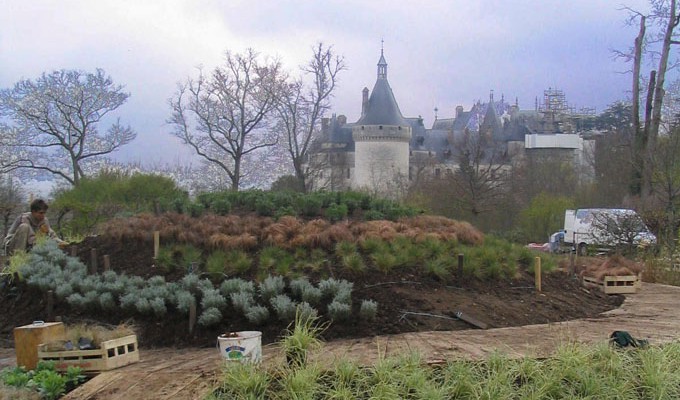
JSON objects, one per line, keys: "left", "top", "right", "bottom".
{"left": 217, "top": 331, "right": 262, "bottom": 363}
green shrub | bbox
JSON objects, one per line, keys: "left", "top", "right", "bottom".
{"left": 206, "top": 251, "right": 228, "bottom": 280}
{"left": 359, "top": 300, "right": 378, "bottom": 321}
{"left": 255, "top": 198, "right": 276, "bottom": 217}
{"left": 326, "top": 203, "right": 348, "bottom": 222}
{"left": 259, "top": 275, "right": 285, "bottom": 303}
{"left": 271, "top": 294, "right": 297, "bottom": 322}
{"left": 297, "top": 195, "right": 323, "bottom": 217}
{"left": 230, "top": 291, "right": 255, "bottom": 313}
{"left": 198, "top": 307, "right": 222, "bottom": 327}
{"left": 424, "top": 257, "right": 451, "bottom": 280}
{"left": 220, "top": 278, "right": 253, "bottom": 297}
{"left": 176, "top": 245, "right": 202, "bottom": 272}
{"left": 300, "top": 285, "right": 322, "bottom": 306}
{"left": 289, "top": 278, "right": 313, "bottom": 300}
{"left": 155, "top": 246, "right": 176, "bottom": 272}
{"left": 187, "top": 202, "right": 205, "bottom": 217}
{"left": 224, "top": 250, "right": 253, "bottom": 275}
{"left": 245, "top": 305, "right": 270, "bottom": 324}
{"left": 201, "top": 288, "right": 227, "bottom": 311}
{"left": 363, "top": 210, "right": 385, "bottom": 221}
{"left": 211, "top": 198, "right": 232, "bottom": 215}
{"left": 150, "top": 297, "right": 167, "bottom": 317}
{"left": 334, "top": 241, "right": 357, "bottom": 258}
{"left": 327, "top": 301, "right": 352, "bottom": 321}
{"left": 341, "top": 253, "right": 366, "bottom": 274}
{"left": 174, "top": 290, "right": 195, "bottom": 315}
{"left": 371, "top": 252, "right": 398, "bottom": 274}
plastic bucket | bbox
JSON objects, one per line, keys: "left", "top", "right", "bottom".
{"left": 217, "top": 331, "right": 262, "bottom": 363}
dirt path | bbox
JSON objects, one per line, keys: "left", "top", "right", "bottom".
{"left": 5, "top": 282, "right": 678, "bottom": 399}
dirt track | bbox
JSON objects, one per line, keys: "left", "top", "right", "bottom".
{"left": 3, "top": 282, "right": 679, "bottom": 399}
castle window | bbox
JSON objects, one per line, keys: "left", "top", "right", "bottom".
{"left": 398, "top": 126, "right": 402, "bottom": 130}
{"left": 435, "top": 168, "right": 441, "bottom": 177}
{"left": 346, "top": 168, "right": 350, "bottom": 179}
{"left": 379, "top": 125, "right": 383, "bottom": 130}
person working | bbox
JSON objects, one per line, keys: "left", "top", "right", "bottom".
{"left": 3, "top": 199, "right": 67, "bottom": 255}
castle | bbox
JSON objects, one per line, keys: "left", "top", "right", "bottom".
{"left": 308, "top": 49, "right": 596, "bottom": 198}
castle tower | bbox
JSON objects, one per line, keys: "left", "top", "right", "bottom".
{"left": 352, "top": 47, "right": 412, "bottom": 199}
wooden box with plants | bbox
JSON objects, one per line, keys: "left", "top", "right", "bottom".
{"left": 577, "top": 255, "right": 644, "bottom": 295}
{"left": 36, "top": 324, "right": 139, "bottom": 373}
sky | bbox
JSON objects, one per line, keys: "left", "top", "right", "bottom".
{"left": 0, "top": 0, "right": 654, "bottom": 167}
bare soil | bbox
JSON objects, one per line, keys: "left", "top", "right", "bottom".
{"left": 0, "top": 232, "right": 624, "bottom": 350}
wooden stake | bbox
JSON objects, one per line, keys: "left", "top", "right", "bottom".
{"left": 46, "top": 290, "right": 54, "bottom": 321}
{"left": 90, "top": 248, "right": 98, "bottom": 274}
{"left": 153, "top": 231, "right": 160, "bottom": 259}
{"left": 189, "top": 299, "right": 197, "bottom": 335}
{"left": 103, "top": 255, "right": 110, "bottom": 272}
{"left": 457, "top": 253, "right": 464, "bottom": 278}
{"left": 535, "top": 256, "right": 542, "bottom": 292}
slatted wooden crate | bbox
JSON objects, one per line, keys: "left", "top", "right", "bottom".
{"left": 583, "top": 275, "right": 639, "bottom": 294}
{"left": 37, "top": 334, "right": 139, "bottom": 373}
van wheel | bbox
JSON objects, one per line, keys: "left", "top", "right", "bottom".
{"left": 577, "top": 243, "right": 587, "bottom": 256}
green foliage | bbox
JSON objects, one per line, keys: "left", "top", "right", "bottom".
{"left": 0, "top": 361, "right": 85, "bottom": 400}
{"left": 424, "top": 256, "right": 451, "bottom": 280}
{"left": 155, "top": 246, "right": 176, "bottom": 272}
{"left": 230, "top": 291, "right": 255, "bottom": 313}
{"left": 205, "top": 250, "right": 228, "bottom": 280}
{"left": 51, "top": 171, "right": 187, "bottom": 235}
{"left": 176, "top": 245, "right": 202, "bottom": 272}
{"left": 1, "top": 366, "right": 30, "bottom": 387}
{"left": 359, "top": 299, "right": 378, "bottom": 321}
{"left": 258, "top": 275, "right": 285, "bottom": 303}
{"left": 326, "top": 203, "right": 348, "bottom": 222}
{"left": 219, "top": 278, "right": 253, "bottom": 297}
{"left": 198, "top": 307, "right": 222, "bottom": 327}
{"left": 519, "top": 192, "right": 575, "bottom": 243}
{"left": 210, "top": 198, "right": 232, "bottom": 216}
{"left": 255, "top": 197, "right": 276, "bottom": 217}
{"left": 280, "top": 308, "right": 326, "bottom": 368}
{"left": 327, "top": 301, "right": 352, "bottom": 321}
{"left": 224, "top": 250, "right": 252, "bottom": 275}
{"left": 341, "top": 253, "right": 366, "bottom": 274}
{"left": 245, "top": 305, "right": 270, "bottom": 324}
{"left": 271, "top": 294, "right": 297, "bottom": 322}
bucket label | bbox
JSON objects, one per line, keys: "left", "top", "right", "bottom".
{"left": 225, "top": 345, "right": 246, "bottom": 360}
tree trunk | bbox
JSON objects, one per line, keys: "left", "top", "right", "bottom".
{"left": 632, "top": 15, "right": 646, "bottom": 196}
{"left": 647, "top": 0, "right": 679, "bottom": 198}
{"left": 642, "top": 70, "right": 656, "bottom": 199}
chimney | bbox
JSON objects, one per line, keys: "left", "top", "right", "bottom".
{"left": 455, "top": 105, "right": 464, "bottom": 118}
{"left": 361, "top": 87, "right": 369, "bottom": 117}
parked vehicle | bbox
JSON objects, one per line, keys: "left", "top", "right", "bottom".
{"left": 562, "top": 208, "right": 656, "bottom": 255}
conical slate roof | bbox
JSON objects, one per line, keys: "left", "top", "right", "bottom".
{"left": 356, "top": 50, "right": 408, "bottom": 126}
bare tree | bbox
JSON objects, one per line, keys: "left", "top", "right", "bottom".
{"left": 0, "top": 69, "right": 136, "bottom": 186}
{"left": 0, "top": 174, "right": 25, "bottom": 239}
{"left": 168, "top": 49, "right": 285, "bottom": 191}
{"left": 450, "top": 129, "right": 510, "bottom": 219}
{"left": 276, "top": 43, "right": 346, "bottom": 191}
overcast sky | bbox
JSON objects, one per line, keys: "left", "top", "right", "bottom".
{"left": 0, "top": 0, "right": 654, "bottom": 166}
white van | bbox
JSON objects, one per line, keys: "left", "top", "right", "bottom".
{"left": 563, "top": 208, "right": 656, "bottom": 255}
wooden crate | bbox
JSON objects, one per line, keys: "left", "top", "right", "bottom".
{"left": 38, "top": 335, "right": 139, "bottom": 373}
{"left": 14, "top": 322, "right": 65, "bottom": 370}
{"left": 583, "top": 275, "right": 639, "bottom": 294}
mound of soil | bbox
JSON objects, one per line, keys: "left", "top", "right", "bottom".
{"left": 0, "top": 236, "right": 624, "bottom": 349}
